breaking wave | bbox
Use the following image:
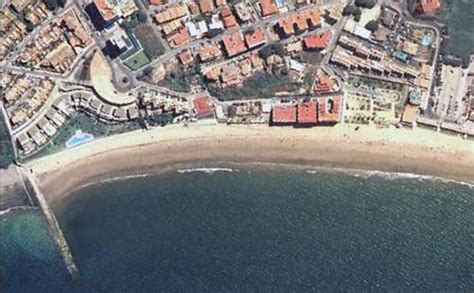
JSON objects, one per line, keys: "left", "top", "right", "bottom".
{"left": 306, "top": 167, "right": 474, "bottom": 188}
{"left": 177, "top": 168, "right": 237, "bottom": 174}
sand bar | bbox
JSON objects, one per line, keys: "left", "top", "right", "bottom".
{"left": 25, "top": 123, "right": 474, "bottom": 203}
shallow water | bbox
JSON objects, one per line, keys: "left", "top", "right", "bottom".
{"left": 3, "top": 165, "right": 474, "bottom": 292}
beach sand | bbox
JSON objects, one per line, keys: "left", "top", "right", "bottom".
{"left": 25, "top": 122, "right": 474, "bottom": 204}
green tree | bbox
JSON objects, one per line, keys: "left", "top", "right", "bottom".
{"left": 42, "top": 0, "right": 65, "bottom": 10}
{"left": 353, "top": 7, "right": 362, "bottom": 22}
{"left": 342, "top": 4, "right": 355, "bottom": 16}
{"left": 136, "top": 10, "right": 148, "bottom": 23}
{"left": 365, "top": 20, "right": 379, "bottom": 32}
{"left": 355, "top": 0, "right": 376, "bottom": 9}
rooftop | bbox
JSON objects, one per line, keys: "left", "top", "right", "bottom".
{"left": 260, "top": 0, "right": 278, "bottom": 17}
{"left": 304, "top": 29, "right": 332, "bottom": 49}
{"left": 94, "top": 0, "right": 117, "bottom": 21}
{"left": 222, "top": 31, "right": 246, "bottom": 57}
{"left": 420, "top": 0, "right": 440, "bottom": 14}
{"left": 244, "top": 27, "right": 266, "bottom": 48}
{"left": 318, "top": 96, "right": 341, "bottom": 124}
{"left": 193, "top": 94, "right": 214, "bottom": 118}
{"left": 272, "top": 104, "right": 297, "bottom": 123}
{"left": 297, "top": 101, "right": 318, "bottom": 124}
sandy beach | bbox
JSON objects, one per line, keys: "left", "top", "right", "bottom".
{"left": 25, "top": 122, "right": 474, "bottom": 204}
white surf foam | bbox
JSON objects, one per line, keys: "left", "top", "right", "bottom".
{"left": 177, "top": 167, "right": 237, "bottom": 174}
{"left": 0, "top": 206, "right": 38, "bottom": 217}
{"left": 306, "top": 167, "right": 474, "bottom": 189}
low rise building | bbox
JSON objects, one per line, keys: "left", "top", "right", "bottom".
{"left": 260, "top": 0, "right": 278, "bottom": 17}
{"left": 297, "top": 101, "right": 318, "bottom": 125}
{"left": 154, "top": 5, "right": 188, "bottom": 24}
{"left": 222, "top": 31, "right": 246, "bottom": 57}
{"left": 275, "top": 8, "right": 321, "bottom": 37}
{"left": 244, "top": 27, "right": 266, "bottom": 49}
{"left": 193, "top": 94, "right": 214, "bottom": 118}
{"left": 271, "top": 104, "right": 297, "bottom": 125}
{"left": 318, "top": 96, "right": 341, "bottom": 125}
{"left": 198, "top": 43, "right": 222, "bottom": 62}
{"left": 304, "top": 29, "right": 332, "bottom": 50}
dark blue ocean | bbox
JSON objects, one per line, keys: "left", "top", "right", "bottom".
{"left": 2, "top": 165, "right": 474, "bottom": 292}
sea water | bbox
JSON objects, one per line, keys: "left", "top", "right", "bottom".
{"left": 2, "top": 165, "right": 473, "bottom": 292}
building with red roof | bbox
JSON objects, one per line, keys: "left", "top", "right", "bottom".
{"left": 222, "top": 31, "right": 246, "bottom": 57}
{"left": 178, "top": 50, "right": 193, "bottom": 66}
{"left": 304, "top": 29, "right": 332, "bottom": 50}
{"left": 313, "top": 74, "right": 334, "bottom": 93}
{"left": 199, "top": 0, "right": 214, "bottom": 14}
{"left": 149, "top": 0, "right": 162, "bottom": 6}
{"left": 275, "top": 8, "right": 321, "bottom": 37}
{"left": 417, "top": 0, "right": 440, "bottom": 14}
{"left": 221, "top": 7, "right": 238, "bottom": 28}
{"left": 260, "top": 0, "right": 278, "bottom": 17}
{"left": 271, "top": 104, "right": 297, "bottom": 125}
{"left": 244, "top": 27, "right": 266, "bottom": 48}
{"left": 297, "top": 101, "right": 318, "bottom": 125}
{"left": 167, "top": 27, "right": 190, "bottom": 47}
{"left": 318, "top": 96, "right": 341, "bottom": 124}
{"left": 188, "top": 1, "right": 200, "bottom": 14}
{"left": 193, "top": 94, "right": 214, "bottom": 118}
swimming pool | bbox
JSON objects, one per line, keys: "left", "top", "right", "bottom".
{"left": 421, "top": 35, "right": 432, "bottom": 46}
{"left": 65, "top": 130, "right": 94, "bottom": 149}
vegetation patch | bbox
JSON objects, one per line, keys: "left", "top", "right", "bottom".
{"left": 438, "top": 0, "right": 474, "bottom": 64}
{"left": 208, "top": 68, "right": 302, "bottom": 101}
{"left": 159, "top": 66, "right": 198, "bottom": 93}
{"left": 124, "top": 51, "right": 151, "bottom": 71}
{"left": 133, "top": 24, "right": 166, "bottom": 60}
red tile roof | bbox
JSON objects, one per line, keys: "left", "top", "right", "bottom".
{"left": 94, "top": 0, "right": 116, "bottom": 21}
{"left": 260, "top": 0, "right": 278, "bottom": 17}
{"left": 193, "top": 95, "right": 213, "bottom": 118}
{"left": 222, "top": 14, "right": 238, "bottom": 28}
{"left": 178, "top": 50, "right": 193, "bottom": 65}
{"left": 272, "top": 105, "right": 297, "bottom": 123}
{"left": 168, "top": 27, "right": 190, "bottom": 47}
{"left": 220, "top": 5, "right": 232, "bottom": 17}
{"left": 244, "top": 27, "right": 266, "bottom": 48}
{"left": 188, "top": 1, "right": 200, "bottom": 14}
{"left": 318, "top": 96, "right": 341, "bottom": 124}
{"left": 314, "top": 74, "right": 333, "bottom": 93}
{"left": 297, "top": 101, "right": 318, "bottom": 124}
{"left": 304, "top": 29, "right": 332, "bottom": 49}
{"left": 276, "top": 8, "right": 321, "bottom": 36}
{"left": 420, "top": 0, "right": 440, "bottom": 14}
{"left": 222, "top": 31, "right": 246, "bottom": 57}
{"left": 149, "top": 0, "right": 162, "bottom": 5}
{"left": 199, "top": 0, "right": 214, "bottom": 13}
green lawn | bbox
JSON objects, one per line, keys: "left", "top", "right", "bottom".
{"left": 124, "top": 51, "right": 151, "bottom": 71}
{"left": 438, "top": 1, "right": 474, "bottom": 63}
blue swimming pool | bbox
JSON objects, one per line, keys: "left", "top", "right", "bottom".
{"left": 421, "top": 35, "right": 432, "bottom": 46}
{"left": 65, "top": 130, "right": 94, "bottom": 149}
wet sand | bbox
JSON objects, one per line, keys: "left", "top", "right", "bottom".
{"left": 25, "top": 123, "right": 474, "bottom": 204}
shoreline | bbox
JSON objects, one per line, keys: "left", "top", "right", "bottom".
{"left": 25, "top": 123, "right": 474, "bottom": 205}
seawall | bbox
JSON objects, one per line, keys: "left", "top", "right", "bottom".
{"left": 20, "top": 168, "right": 80, "bottom": 280}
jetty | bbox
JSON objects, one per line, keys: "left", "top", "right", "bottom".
{"left": 21, "top": 168, "right": 81, "bottom": 280}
